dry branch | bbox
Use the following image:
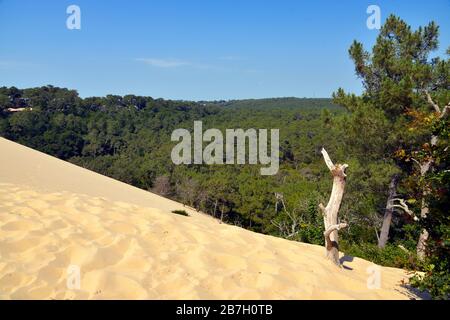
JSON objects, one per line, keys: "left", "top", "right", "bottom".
{"left": 389, "top": 198, "right": 419, "bottom": 221}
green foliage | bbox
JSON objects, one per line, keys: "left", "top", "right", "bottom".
{"left": 334, "top": 15, "right": 449, "bottom": 299}
{"left": 213, "top": 97, "right": 340, "bottom": 111}
{"left": 297, "top": 200, "right": 324, "bottom": 245}
{"left": 411, "top": 116, "right": 450, "bottom": 300}
{"left": 341, "top": 242, "right": 417, "bottom": 270}
{"left": 410, "top": 259, "right": 450, "bottom": 300}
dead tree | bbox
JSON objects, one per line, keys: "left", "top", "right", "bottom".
{"left": 378, "top": 174, "right": 399, "bottom": 248}
{"left": 152, "top": 175, "right": 172, "bottom": 196}
{"left": 271, "top": 192, "right": 301, "bottom": 239}
{"left": 319, "top": 148, "right": 348, "bottom": 266}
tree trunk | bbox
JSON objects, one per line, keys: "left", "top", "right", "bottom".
{"left": 319, "top": 148, "right": 348, "bottom": 266}
{"left": 417, "top": 160, "right": 431, "bottom": 260}
{"left": 415, "top": 93, "right": 449, "bottom": 260}
{"left": 213, "top": 199, "right": 218, "bottom": 218}
{"left": 378, "top": 174, "right": 399, "bottom": 248}
{"left": 417, "top": 227, "right": 429, "bottom": 260}
{"left": 220, "top": 203, "right": 225, "bottom": 223}
{"left": 417, "top": 190, "right": 430, "bottom": 260}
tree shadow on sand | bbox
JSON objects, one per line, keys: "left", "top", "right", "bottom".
{"left": 339, "top": 255, "right": 431, "bottom": 299}
{"left": 339, "top": 255, "right": 354, "bottom": 270}
{"left": 397, "top": 283, "right": 431, "bottom": 300}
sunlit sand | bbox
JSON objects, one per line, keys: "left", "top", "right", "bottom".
{"left": 0, "top": 137, "right": 418, "bottom": 299}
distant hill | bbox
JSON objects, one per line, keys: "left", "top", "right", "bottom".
{"left": 205, "top": 97, "right": 341, "bottom": 111}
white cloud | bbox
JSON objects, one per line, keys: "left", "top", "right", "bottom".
{"left": 135, "top": 58, "right": 190, "bottom": 68}
{"left": 136, "top": 58, "right": 225, "bottom": 72}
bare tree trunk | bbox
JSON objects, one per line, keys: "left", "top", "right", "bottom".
{"left": 417, "top": 185, "right": 430, "bottom": 259}
{"left": 213, "top": 199, "right": 218, "bottom": 218}
{"left": 417, "top": 221, "right": 429, "bottom": 260}
{"left": 319, "top": 148, "right": 348, "bottom": 266}
{"left": 220, "top": 203, "right": 225, "bottom": 223}
{"left": 417, "top": 160, "right": 431, "bottom": 260}
{"left": 378, "top": 174, "right": 399, "bottom": 248}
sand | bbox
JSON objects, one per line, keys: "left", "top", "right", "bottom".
{"left": 0, "top": 137, "right": 419, "bottom": 299}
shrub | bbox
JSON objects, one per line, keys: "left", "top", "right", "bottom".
{"left": 410, "top": 261, "right": 450, "bottom": 300}
{"left": 171, "top": 209, "right": 189, "bottom": 217}
{"left": 340, "top": 241, "right": 418, "bottom": 270}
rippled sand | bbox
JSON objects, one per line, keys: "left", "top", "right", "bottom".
{"left": 0, "top": 138, "right": 418, "bottom": 299}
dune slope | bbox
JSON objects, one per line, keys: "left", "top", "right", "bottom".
{"left": 0, "top": 137, "right": 418, "bottom": 299}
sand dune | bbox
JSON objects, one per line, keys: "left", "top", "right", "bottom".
{"left": 0, "top": 137, "right": 419, "bottom": 299}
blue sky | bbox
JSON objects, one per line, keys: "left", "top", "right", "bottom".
{"left": 0, "top": 0, "right": 449, "bottom": 100}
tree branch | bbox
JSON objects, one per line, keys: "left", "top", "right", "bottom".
{"left": 323, "top": 223, "right": 348, "bottom": 249}
{"left": 425, "top": 90, "right": 449, "bottom": 119}
{"left": 374, "top": 227, "right": 380, "bottom": 242}
{"left": 425, "top": 90, "right": 441, "bottom": 113}
{"left": 321, "top": 148, "right": 335, "bottom": 171}
{"left": 410, "top": 157, "right": 421, "bottom": 168}
{"left": 398, "top": 245, "right": 410, "bottom": 253}
{"left": 318, "top": 203, "right": 326, "bottom": 215}
{"left": 390, "top": 198, "right": 419, "bottom": 221}
{"left": 440, "top": 104, "right": 450, "bottom": 119}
